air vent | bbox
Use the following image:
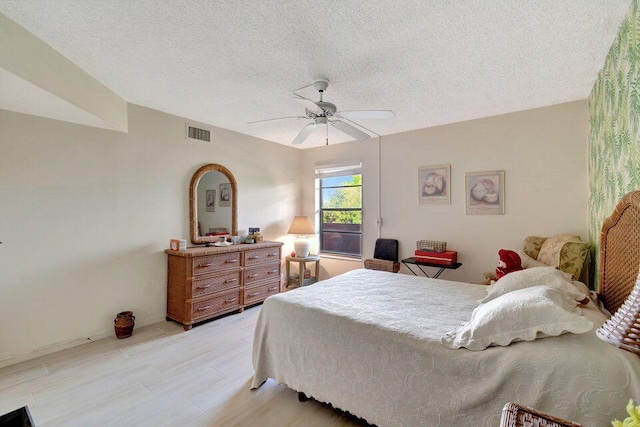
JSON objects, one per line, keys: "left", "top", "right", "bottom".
{"left": 186, "top": 124, "right": 211, "bottom": 142}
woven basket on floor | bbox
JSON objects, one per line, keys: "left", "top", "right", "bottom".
{"left": 364, "top": 259, "right": 400, "bottom": 273}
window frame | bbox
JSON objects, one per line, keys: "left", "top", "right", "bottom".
{"left": 318, "top": 172, "right": 363, "bottom": 258}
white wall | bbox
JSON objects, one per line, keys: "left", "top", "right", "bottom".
{"left": 302, "top": 101, "right": 589, "bottom": 283}
{"left": 0, "top": 99, "right": 588, "bottom": 366}
{"left": 0, "top": 104, "right": 300, "bottom": 367}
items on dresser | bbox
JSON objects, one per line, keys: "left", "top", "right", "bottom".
{"left": 169, "top": 239, "right": 187, "bottom": 252}
{"left": 165, "top": 241, "right": 282, "bottom": 330}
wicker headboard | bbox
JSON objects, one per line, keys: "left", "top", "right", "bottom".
{"left": 599, "top": 191, "right": 640, "bottom": 313}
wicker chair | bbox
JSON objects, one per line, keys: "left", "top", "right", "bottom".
{"left": 500, "top": 402, "right": 583, "bottom": 427}
{"left": 364, "top": 238, "right": 400, "bottom": 273}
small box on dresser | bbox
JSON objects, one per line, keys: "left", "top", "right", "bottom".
{"left": 165, "top": 241, "right": 283, "bottom": 330}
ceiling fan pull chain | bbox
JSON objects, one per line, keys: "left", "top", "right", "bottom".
{"left": 326, "top": 122, "right": 329, "bottom": 146}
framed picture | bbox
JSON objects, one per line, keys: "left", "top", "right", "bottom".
{"left": 418, "top": 164, "right": 450, "bottom": 205}
{"left": 465, "top": 170, "right": 505, "bottom": 215}
{"left": 219, "top": 183, "right": 231, "bottom": 207}
{"left": 205, "top": 189, "right": 216, "bottom": 212}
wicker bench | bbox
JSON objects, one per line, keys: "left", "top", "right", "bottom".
{"left": 363, "top": 258, "right": 400, "bottom": 273}
{"left": 364, "top": 238, "right": 400, "bottom": 273}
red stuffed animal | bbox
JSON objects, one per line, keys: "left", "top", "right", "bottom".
{"left": 495, "top": 249, "right": 523, "bottom": 280}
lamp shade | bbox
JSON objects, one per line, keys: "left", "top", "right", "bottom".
{"left": 596, "top": 271, "right": 640, "bottom": 356}
{"left": 287, "top": 216, "right": 315, "bottom": 235}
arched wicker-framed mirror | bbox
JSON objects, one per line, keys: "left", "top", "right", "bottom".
{"left": 189, "top": 164, "right": 238, "bottom": 245}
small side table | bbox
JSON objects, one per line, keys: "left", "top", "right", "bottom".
{"left": 286, "top": 255, "right": 320, "bottom": 288}
{"left": 401, "top": 257, "right": 462, "bottom": 278}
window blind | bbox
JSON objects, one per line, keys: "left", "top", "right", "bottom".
{"left": 314, "top": 161, "right": 362, "bottom": 179}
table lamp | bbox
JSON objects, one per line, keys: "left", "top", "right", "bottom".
{"left": 288, "top": 216, "right": 315, "bottom": 258}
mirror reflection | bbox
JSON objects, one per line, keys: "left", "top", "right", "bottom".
{"left": 190, "top": 164, "right": 237, "bottom": 245}
{"left": 197, "top": 171, "right": 232, "bottom": 237}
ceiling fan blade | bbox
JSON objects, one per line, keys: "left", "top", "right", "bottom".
{"left": 337, "top": 110, "right": 395, "bottom": 120}
{"left": 292, "top": 123, "right": 316, "bottom": 145}
{"left": 247, "top": 116, "right": 306, "bottom": 124}
{"left": 330, "top": 120, "right": 370, "bottom": 141}
{"left": 292, "top": 94, "right": 323, "bottom": 114}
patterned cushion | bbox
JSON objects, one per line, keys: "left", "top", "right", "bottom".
{"left": 537, "top": 234, "right": 590, "bottom": 279}
{"left": 522, "top": 236, "right": 548, "bottom": 260}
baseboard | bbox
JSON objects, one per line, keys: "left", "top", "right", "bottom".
{"left": 0, "top": 314, "right": 168, "bottom": 369}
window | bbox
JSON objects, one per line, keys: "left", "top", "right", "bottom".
{"left": 318, "top": 172, "right": 362, "bottom": 257}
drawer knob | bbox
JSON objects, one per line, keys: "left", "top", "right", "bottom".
{"left": 197, "top": 306, "right": 211, "bottom": 311}
{"left": 247, "top": 274, "right": 259, "bottom": 278}
{"left": 198, "top": 263, "right": 212, "bottom": 268}
{"left": 267, "top": 270, "right": 277, "bottom": 274}
{"left": 225, "top": 259, "right": 238, "bottom": 263}
{"left": 248, "top": 256, "right": 259, "bottom": 260}
{"left": 268, "top": 253, "right": 277, "bottom": 257}
{"left": 224, "top": 278, "right": 238, "bottom": 283}
{"left": 247, "top": 292, "right": 259, "bottom": 297}
{"left": 223, "top": 298, "right": 237, "bottom": 304}
{"left": 268, "top": 287, "right": 278, "bottom": 291}
{"left": 197, "top": 284, "right": 212, "bottom": 289}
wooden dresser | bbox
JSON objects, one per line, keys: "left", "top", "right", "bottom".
{"left": 165, "top": 241, "right": 283, "bottom": 330}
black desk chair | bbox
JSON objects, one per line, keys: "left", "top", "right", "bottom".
{"left": 364, "top": 238, "right": 400, "bottom": 273}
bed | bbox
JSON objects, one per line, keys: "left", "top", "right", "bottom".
{"left": 251, "top": 192, "right": 640, "bottom": 426}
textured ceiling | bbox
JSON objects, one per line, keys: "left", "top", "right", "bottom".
{"left": 0, "top": 1, "right": 631, "bottom": 148}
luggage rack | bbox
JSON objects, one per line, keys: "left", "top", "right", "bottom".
{"left": 401, "top": 257, "right": 462, "bottom": 278}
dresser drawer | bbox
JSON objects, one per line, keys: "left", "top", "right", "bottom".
{"left": 244, "top": 263, "right": 280, "bottom": 285}
{"left": 243, "top": 247, "right": 281, "bottom": 267}
{"left": 192, "top": 252, "right": 240, "bottom": 276}
{"left": 191, "top": 290, "right": 241, "bottom": 320}
{"left": 244, "top": 281, "right": 280, "bottom": 305}
{"left": 192, "top": 271, "right": 241, "bottom": 298}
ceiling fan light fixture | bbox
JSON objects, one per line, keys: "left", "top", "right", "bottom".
{"left": 252, "top": 78, "right": 394, "bottom": 146}
{"left": 315, "top": 102, "right": 336, "bottom": 116}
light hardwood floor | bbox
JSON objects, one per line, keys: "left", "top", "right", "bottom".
{"left": 0, "top": 306, "right": 370, "bottom": 427}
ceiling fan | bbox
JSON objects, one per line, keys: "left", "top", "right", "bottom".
{"left": 249, "top": 79, "right": 395, "bottom": 145}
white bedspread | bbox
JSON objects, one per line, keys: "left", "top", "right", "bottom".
{"left": 251, "top": 269, "right": 640, "bottom": 426}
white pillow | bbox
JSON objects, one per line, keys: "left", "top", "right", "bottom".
{"left": 442, "top": 285, "right": 594, "bottom": 351}
{"left": 480, "top": 266, "right": 587, "bottom": 304}
{"left": 518, "top": 251, "right": 548, "bottom": 269}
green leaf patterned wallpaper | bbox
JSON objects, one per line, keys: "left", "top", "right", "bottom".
{"left": 589, "top": 0, "right": 640, "bottom": 289}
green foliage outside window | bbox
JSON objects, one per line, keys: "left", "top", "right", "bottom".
{"left": 322, "top": 175, "right": 362, "bottom": 224}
